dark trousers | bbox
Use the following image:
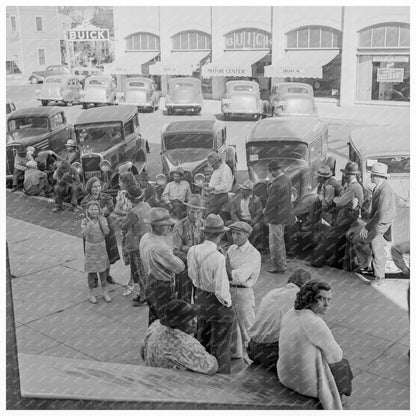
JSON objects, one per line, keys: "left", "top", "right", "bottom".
{"left": 175, "top": 266, "right": 194, "bottom": 304}
{"left": 12, "top": 168, "right": 25, "bottom": 187}
{"left": 145, "top": 276, "right": 176, "bottom": 326}
{"left": 247, "top": 339, "right": 279, "bottom": 372}
{"left": 206, "top": 193, "right": 229, "bottom": 216}
{"left": 87, "top": 271, "right": 107, "bottom": 290}
{"left": 54, "top": 182, "right": 80, "bottom": 207}
{"left": 195, "top": 288, "right": 235, "bottom": 374}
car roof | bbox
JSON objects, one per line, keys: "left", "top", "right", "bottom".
{"left": 8, "top": 106, "right": 64, "bottom": 118}
{"left": 163, "top": 119, "right": 223, "bottom": 134}
{"left": 169, "top": 77, "right": 201, "bottom": 84}
{"left": 74, "top": 105, "right": 138, "bottom": 125}
{"left": 226, "top": 80, "right": 259, "bottom": 87}
{"left": 246, "top": 117, "right": 326, "bottom": 144}
{"left": 85, "top": 75, "right": 113, "bottom": 83}
{"left": 350, "top": 125, "right": 409, "bottom": 157}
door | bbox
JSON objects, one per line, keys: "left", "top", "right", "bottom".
{"left": 122, "top": 117, "right": 138, "bottom": 161}
{"left": 48, "top": 112, "right": 71, "bottom": 155}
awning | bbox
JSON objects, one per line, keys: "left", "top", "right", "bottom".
{"left": 202, "top": 50, "right": 269, "bottom": 77}
{"left": 264, "top": 50, "right": 339, "bottom": 79}
{"left": 149, "top": 51, "right": 210, "bottom": 76}
{"left": 102, "top": 52, "right": 159, "bottom": 75}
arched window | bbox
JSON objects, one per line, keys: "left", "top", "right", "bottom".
{"left": 359, "top": 23, "right": 409, "bottom": 48}
{"left": 224, "top": 28, "right": 271, "bottom": 50}
{"left": 126, "top": 32, "right": 160, "bottom": 51}
{"left": 172, "top": 31, "right": 211, "bottom": 51}
{"left": 287, "top": 26, "right": 341, "bottom": 49}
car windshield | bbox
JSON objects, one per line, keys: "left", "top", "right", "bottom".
{"left": 87, "top": 79, "right": 108, "bottom": 86}
{"left": 129, "top": 82, "right": 146, "bottom": 88}
{"left": 75, "top": 123, "right": 123, "bottom": 153}
{"left": 366, "top": 156, "right": 410, "bottom": 174}
{"left": 8, "top": 117, "right": 49, "bottom": 131}
{"left": 174, "top": 82, "right": 195, "bottom": 89}
{"left": 163, "top": 133, "right": 213, "bottom": 150}
{"left": 247, "top": 141, "right": 308, "bottom": 162}
{"left": 45, "top": 78, "right": 63, "bottom": 84}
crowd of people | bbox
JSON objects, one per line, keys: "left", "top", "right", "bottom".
{"left": 10, "top": 139, "right": 408, "bottom": 410}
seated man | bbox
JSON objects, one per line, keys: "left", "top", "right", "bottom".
{"left": 141, "top": 299, "right": 218, "bottom": 375}
{"left": 11, "top": 145, "right": 29, "bottom": 192}
{"left": 23, "top": 161, "right": 50, "bottom": 197}
{"left": 247, "top": 268, "right": 311, "bottom": 371}
{"left": 160, "top": 168, "right": 191, "bottom": 219}
{"left": 52, "top": 160, "right": 82, "bottom": 212}
{"left": 62, "top": 139, "right": 80, "bottom": 164}
{"left": 138, "top": 171, "right": 158, "bottom": 207}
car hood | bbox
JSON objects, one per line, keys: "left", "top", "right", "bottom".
{"left": 163, "top": 148, "right": 210, "bottom": 173}
{"left": 248, "top": 158, "right": 309, "bottom": 183}
{"left": 8, "top": 128, "right": 49, "bottom": 145}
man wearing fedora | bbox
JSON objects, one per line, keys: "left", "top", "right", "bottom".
{"left": 141, "top": 299, "right": 218, "bottom": 375}
{"left": 62, "top": 139, "right": 80, "bottom": 164}
{"left": 173, "top": 196, "right": 206, "bottom": 303}
{"left": 264, "top": 160, "right": 294, "bottom": 274}
{"left": 226, "top": 221, "right": 261, "bottom": 363}
{"left": 140, "top": 208, "right": 185, "bottom": 325}
{"left": 352, "top": 162, "right": 397, "bottom": 284}
{"left": 161, "top": 168, "right": 192, "bottom": 219}
{"left": 187, "top": 214, "right": 235, "bottom": 373}
{"left": 202, "top": 151, "right": 234, "bottom": 217}
{"left": 311, "top": 161, "right": 364, "bottom": 268}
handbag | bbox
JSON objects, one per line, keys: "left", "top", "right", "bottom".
{"left": 329, "top": 358, "right": 353, "bottom": 396}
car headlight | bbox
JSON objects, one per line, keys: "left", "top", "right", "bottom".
{"left": 99, "top": 160, "right": 111, "bottom": 172}
{"left": 71, "top": 162, "right": 82, "bottom": 174}
{"left": 291, "top": 186, "right": 299, "bottom": 203}
{"left": 156, "top": 173, "right": 167, "bottom": 186}
{"left": 194, "top": 173, "right": 205, "bottom": 187}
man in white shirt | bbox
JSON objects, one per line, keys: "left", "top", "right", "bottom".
{"left": 187, "top": 214, "right": 235, "bottom": 373}
{"left": 161, "top": 168, "right": 192, "bottom": 219}
{"left": 202, "top": 152, "right": 233, "bottom": 216}
{"left": 247, "top": 268, "right": 311, "bottom": 370}
{"left": 226, "top": 221, "right": 261, "bottom": 363}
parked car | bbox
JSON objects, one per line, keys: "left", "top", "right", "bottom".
{"left": 117, "top": 77, "right": 161, "bottom": 112}
{"left": 80, "top": 76, "right": 118, "bottom": 109}
{"left": 35, "top": 75, "right": 83, "bottom": 107}
{"left": 348, "top": 124, "right": 409, "bottom": 244}
{"left": 6, "top": 106, "right": 74, "bottom": 183}
{"left": 221, "top": 80, "right": 266, "bottom": 120}
{"left": 72, "top": 66, "right": 103, "bottom": 87}
{"left": 245, "top": 116, "right": 331, "bottom": 206}
{"left": 29, "top": 65, "right": 70, "bottom": 84}
{"left": 6, "top": 99, "right": 16, "bottom": 115}
{"left": 165, "top": 77, "right": 203, "bottom": 115}
{"left": 268, "top": 82, "right": 317, "bottom": 117}
{"left": 72, "top": 105, "right": 149, "bottom": 188}
{"left": 160, "top": 119, "right": 236, "bottom": 191}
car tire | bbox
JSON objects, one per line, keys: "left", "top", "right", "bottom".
{"left": 30, "top": 76, "right": 39, "bottom": 84}
{"left": 41, "top": 100, "right": 48, "bottom": 106}
{"left": 82, "top": 103, "right": 88, "bottom": 110}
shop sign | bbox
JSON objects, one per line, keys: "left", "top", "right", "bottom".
{"left": 373, "top": 56, "right": 409, "bottom": 63}
{"left": 225, "top": 28, "right": 271, "bottom": 50}
{"left": 202, "top": 65, "right": 251, "bottom": 77}
{"left": 66, "top": 21, "right": 109, "bottom": 41}
{"left": 264, "top": 65, "right": 322, "bottom": 79}
{"left": 149, "top": 63, "right": 193, "bottom": 76}
{"left": 377, "top": 68, "right": 404, "bottom": 83}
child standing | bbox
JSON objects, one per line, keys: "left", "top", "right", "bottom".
{"left": 81, "top": 200, "right": 111, "bottom": 304}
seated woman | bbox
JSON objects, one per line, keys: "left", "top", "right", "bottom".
{"left": 277, "top": 280, "right": 351, "bottom": 410}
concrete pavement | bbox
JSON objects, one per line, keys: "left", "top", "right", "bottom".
{"left": 7, "top": 215, "right": 410, "bottom": 410}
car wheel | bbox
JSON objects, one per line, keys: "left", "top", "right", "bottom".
{"left": 30, "top": 76, "right": 39, "bottom": 84}
{"left": 167, "top": 108, "right": 172, "bottom": 115}
{"left": 82, "top": 103, "right": 88, "bottom": 110}
{"left": 41, "top": 100, "right": 48, "bottom": 106}
{"left": 66, "top": 101, "right": 73, "bottom": 107}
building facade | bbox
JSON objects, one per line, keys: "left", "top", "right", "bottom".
{"left": 112, "top": 5, "right": 410, "bottom": 106}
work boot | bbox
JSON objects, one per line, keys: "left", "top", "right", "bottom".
{"left": 88, "top": 290, "right": 98, "bottom": 304}
{"left": 103, "top": 291, "right": 112, "bottom": 303}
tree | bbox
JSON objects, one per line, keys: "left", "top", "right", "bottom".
{"left": 90, "top": 7, "right": 114, "bottom": 37}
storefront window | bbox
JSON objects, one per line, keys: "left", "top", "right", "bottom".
{"left": 126, "top": 32, "right": 160, "bottom": 51}
{"left": 172, "top": 31, "right": 211, "bottom": 51}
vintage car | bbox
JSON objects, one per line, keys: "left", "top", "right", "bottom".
{"left": 348, "top": 124, "right": 410, "bottom": 245}
{"left": 245, "top": 116, "right": 331, "bottom": 206}
{"left": 268, "top": 82, "right": 318, "bottom": 117}
{"left": 29, "top": 65, "right": 70, "bottom": 84}
{"left": 6, "top": 99, "right": 16, "bottom": 115}
{"left": 160, "top": 119, "right": 236, "bottom": 190}
{"left": 221, "top": 80, "right": 266, "bottom": 120}
{"left": 165, "top": 77, "right": 203, "bottom": 115}
{"left": 6, "top": 106, "right": 74, "bottom": 183}
{"left": 80, "top": 76, "right": 118, "bottom": 109}
{"left": 72, "top": 105, "right": 149, "bottom": 187}
{"left": 72, "top": 66, "right": 103, "bottom": 87}
{"left": 35, "top": 75, "right": 83, "bottom": 107}
{"left": 117, "top": 77, "right": 161, "bottom": 112}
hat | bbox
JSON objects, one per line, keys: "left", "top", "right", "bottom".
{"left": 80, "top": 129, "right": 88, "bottom": 134}
{"left": 126, "top": 185, "right": 143, "bottom": 201}
{"left": 201, "top": 214, "right": 229, "bottom": 233}
{"left": 65, "top": 139, "right": 77, "bottom": 147}
{"left": 207, "top": 151, "right": 221, "bottom": 162}
{"left": 26, "top": 146, "right": 36, "bottom": 153}
{"left": 183, "top": 196, "right": 206, "bottom": 210}
{"left": 145, "top": 207, "right": 176, "bottom": 225}
{"left": 316, "top": 165, "right": 332, "bottom": 178}
{"left": 268, "top": 160, "right": 283, "bottom": 170}
{"left": 16, "top": 145, "right": 26, "bottom": 155}
{"left": 370, "top": 162, "right": 388, "bottom": 178}
{"left": 340, "top": 161, "right": 360, "bottom": 175}
{"left": 160, "top": 299, "right": 201, "bottom": 328}
{"left": 26, "top": 160, "right": 38, "bottom": 169}
{"left": 240, "top": 179, "right": 254, "bottom": 191}
{"left": 173, "top": 168, "right": 184, "bottom": 176}
{"left": 229, "top": 221, "right": 253, "bottom": 235}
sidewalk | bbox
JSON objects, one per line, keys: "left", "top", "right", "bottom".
{"left": 7, "top": 216, "right": 410, "bottom": 410}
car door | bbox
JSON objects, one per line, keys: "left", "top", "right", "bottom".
{"left": 48, "top": 112, "right": 73, "bottom": 155}
{"left": 122, "top": 116, "right": 139, "bottom": 160}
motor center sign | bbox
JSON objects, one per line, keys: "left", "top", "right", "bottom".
{"left": 66, "top": 29, "right": 109, "bottom": 41}
{"left": 202, "top": 66, "right": 252, "bottom": 77}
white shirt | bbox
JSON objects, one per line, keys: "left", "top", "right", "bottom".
{"left": 240, "top": 196, "right": 252, "bottom": 220}
{"left": 226, "top": 240, "right": 261, "bottom": 288}
{"left": 208, "top": 163, "right": 233, "bottom": 194}
{"left": 187, "top": 240, "right": 232, "bottom": 307}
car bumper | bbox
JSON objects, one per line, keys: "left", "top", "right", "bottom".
{"left": 166, "top": 104, "right": 201, "bottom": 111}
{"left": 37, "top": 96, "right": 63, "bottom": 101}
{"left": 121, "top": 101, "right": 153, "bottom": 109}
{"left": 81, "top": 99, "right": 112, "bottom": 104}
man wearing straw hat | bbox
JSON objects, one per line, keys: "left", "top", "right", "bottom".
{"left": 62, "top": 139, "right": 80, "bottom": 164}
{"left": 140, "top": 208, "right": 185, "bottom": 325}
{"left": 187, "top": 214, "right": 235, "bottom": 373}
{"left": 173, "top": 196, "right": 206, "bottom": 303}
{"left": 352, "top": 162, "right": 397, "bottom": 285}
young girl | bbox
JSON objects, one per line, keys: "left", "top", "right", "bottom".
{"left": 81, "top": 200, "right": 111, "bottom": 304}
